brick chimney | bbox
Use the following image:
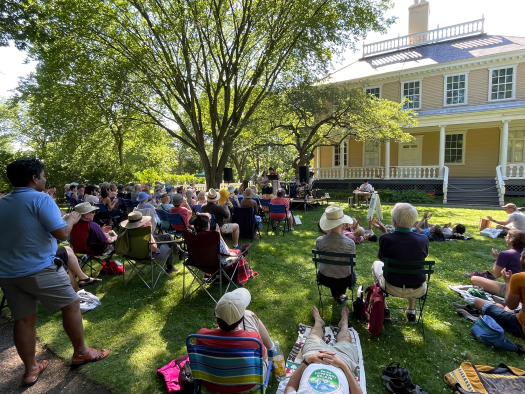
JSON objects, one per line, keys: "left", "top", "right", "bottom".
{"left": 409, "top": 0, "right": 430, "bottom": 35}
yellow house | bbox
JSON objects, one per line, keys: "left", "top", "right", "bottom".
{"left": 312, "top": 0, "right": 525, "bottom": 205}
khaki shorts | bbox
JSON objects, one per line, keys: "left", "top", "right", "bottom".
{"left": 0, "top": 264, "right": 78, "bottom": 320}
{"left": 497, "top": 282, "right": 506, "bottom": 298}
{"left": 221, "top": 223, "right": 237, "bottom": 234}
{"left": 372, "top": 260, "right": 426, "bottom": 299}
{"left": 302, "top": 333, "right": 359, "bottom": 376}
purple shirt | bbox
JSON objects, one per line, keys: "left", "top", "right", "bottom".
{"left": 80, "top": 220, "right": 108, "bottom": 254}
{"left": 496, "top": 249, "right": 523, "bottom": 274}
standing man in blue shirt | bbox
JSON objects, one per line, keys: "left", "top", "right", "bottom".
{"left": 0, "top": 159, "right": 109, "bottom": 387}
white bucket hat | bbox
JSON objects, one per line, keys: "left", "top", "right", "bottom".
{"left": 215, "top": 288, "right": 251, "bottom": 325}
{"left": 206, "top": 188, "right": 220, "bottom": 202}
{"left": 75, "top": 202, "right": 99, "bottom": 215}
{"left": 319, "top": 205, "right": 352, "bottom": 231}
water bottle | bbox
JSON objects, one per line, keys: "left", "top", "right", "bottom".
{"left": 272, "top": 341, "right": 286, "bottom": 381}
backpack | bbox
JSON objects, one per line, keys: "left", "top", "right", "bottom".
{"left": 365, "top": 283, "right": 385, "bottom": 337}
{"left": 471, "top": 315, "right": 525, "bottom": 354}
{"left": 101, "top": 260, "right": 125, "bottom": 275}
{"left": 352, "top": 286, "right": 366, "bottom": 319}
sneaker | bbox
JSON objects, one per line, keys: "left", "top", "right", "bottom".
{"left": 463, "top": 271, "right": 481, "bottom": 278}
{"left": 290, "top": 228, "right": 295, "bottom": 232}
{"left": 383, "top": 308, "right": 391, "bottom": 322}
{"left": 455, "top": 308, "right": 477, "bottom": 323}
{"left": 405, "top": 309, "right": 416, "bottom": 323}
{"left": 479, "top": 270, "right": 496, "bottom": 280}
{"left": 451, "top": 302, "right": 481, "bottom": 317}
{"left": 178, "top": 251, "right": 188, "bottom": 261}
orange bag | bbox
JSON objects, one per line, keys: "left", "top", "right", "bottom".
{"left": 478, "top": 218, "right": 492, "bottom": 231}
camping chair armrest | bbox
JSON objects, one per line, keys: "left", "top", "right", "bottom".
{"left": 154, "top": 240, "right": 179, "bottom": 244}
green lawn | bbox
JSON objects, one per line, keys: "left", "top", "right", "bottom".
{"left": 7, "top": 203, "right": 525, "bottom": 393}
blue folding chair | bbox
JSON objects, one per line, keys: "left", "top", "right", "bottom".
{"left": 186, "top": 334, "right": 272, "bottom": 394}
{"left": 122, "top": 198, "right": 134, "bottom": 213}
{"left": 210, "top": 214, "right": 217, "bottom": 230}
{"left": 267, "top": 204, "right": 290, "bottom": 236}
{"left": 65, "top": 196, "right": 78, "bottom": 212}
{"left": 260, "top": 199, "right": 271, "bottom": 222}
{"left": 94, "top": 203, "right": 120, "bottom": 227}
{"left": 194, "top": 204, "right": 202, "bottom": 213}
{"left": 166, "top": 212, "right": 186, "bottom": 237}
{"left": 156, "top": 209, "right": 171, "bottom": 233}
{"left": 132, "top": 200, "right": 140, "bottom": 207}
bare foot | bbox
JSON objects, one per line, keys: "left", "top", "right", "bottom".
{"left": 311, "top": 305, "right": 325, "bottom": 326}
{"left": 338, "top": 306, "right": 350, "bottom": 329}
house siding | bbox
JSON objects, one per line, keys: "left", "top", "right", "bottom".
{"left": 349, "top": 139, "right": 363, "bottom": 167}
{"left": 416, "top": 132, "right": 439, "bottom": 165}
{"left": 320, "top": 146, "right": 333, "bottom": 167}
{"left": 516, "top": 63, "right": 525, "bottom": 100}
{"left": 468, "top": 68, "right": 490, "bottom": 105}
{"left": 447, "top": 127, "right": 500, "bottom": 177}
{"left": 382, "top": 82, "right": 400, "bottom": 102}
{"left": 421, "top": 75, "right": 444, "bottom": 110}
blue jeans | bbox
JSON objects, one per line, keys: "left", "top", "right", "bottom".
{"left": 482, "top": 304, "right": 525, "bottom": 339}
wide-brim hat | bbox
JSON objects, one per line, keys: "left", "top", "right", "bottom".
{"left": 137, "top": 191, "right": 150, "bottom": 202}
{"left": 243, "top": 188, "right": 254, "bottom": 198}
{"left": 75, "top": 202, "right": 99, "bottom": 215}
{"left": 172, "top": 193, "right": 184, "bottom": 206}
{"left": 120, "top": 211, "right": 151, "bottom": 229}
{"left": 215, "top": 288, "right": 251, "bottom": 325}
{"left": 319, "top": 206, "right": 352, "bottom": 231}
{"left": 227, "top": 185, "right": 236, "bottom": 194}
{"left": 502, "top": 203, "right": 517, "bottom": 210}
{"left": 206, "top": 188, "right": 220, "bottom": 202}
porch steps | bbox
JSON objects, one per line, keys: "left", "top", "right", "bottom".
{"left": 446, "top": 178, "right": 499, "bottom": 206}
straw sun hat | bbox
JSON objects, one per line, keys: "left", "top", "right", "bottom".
{"left": 319, "top": 206, "right": 352, "bottom": 231}
{"left": 120, "top": 211, "right": 151, "bottom": 229}
{"left": 206, "top": 188, "right": 220, "bottom": 202}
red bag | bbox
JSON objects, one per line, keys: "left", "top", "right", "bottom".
{"left": 365, "top": 283, "right": 385, "bottom": 337}
{"left": 101, "top": 260, "right": 125, "bottom": 275}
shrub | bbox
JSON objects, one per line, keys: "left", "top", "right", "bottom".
{"left": 379, "top": 188, "right": 435, "bottom": 204}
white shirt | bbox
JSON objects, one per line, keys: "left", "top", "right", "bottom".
{"left": 85, "top": 195, "right": 100, "bottom": 204}
{"left": 290, "top": 364, "right": 349, "bottom": 394}
{"left": 359, "top": 184, "right": 373, "bottom": 192}
{"left": 508, "top": 211, "right": 525, "bottom": 231}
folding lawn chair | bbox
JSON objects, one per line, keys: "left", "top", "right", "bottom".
{"left": 186, "top": 334, "right": 272, "bottom": 394}
{"left": 233, "top": 206, "right": 260, "bottom": 241}
{"left": 380, "top": 258, "right": 435, "bottom": 337}
{"left": 182, "top": 229, "right": 240, "bottom": 303}
{"left": 70, "top": 222, "right": 115, "bottom": 276}
{"left": 267, "top": 204, "right": 290, "bottom": 236}
{"left": 122, "top": 198, "right": 135, "bottom": 213}
{"left": 166, "top": 212, "right": 186, "bottom": 237}
{"left": 312, "top": 249, "right": 356, "bottom": 317}
{"left": 193, "top": 204, "right": 202, "bottom": 214}
{"left": 0, "top": 295, "right": 9, "bottom": 317}
{"left": 156, "top": 209, "right": 170, "bottom": 233}
{"left": 95, "top": 203, "right": 120, "bottom": 228}
{"left": 118, "top": 226, "right": 175, "bottom": 289}
{"left": 259, "top": 199, "right": 271, "bottom": 221}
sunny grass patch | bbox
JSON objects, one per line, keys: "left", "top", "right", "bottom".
{"left": 28, "top": 203, "right": 525, "bottom": 394}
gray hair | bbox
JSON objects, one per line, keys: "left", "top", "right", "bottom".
{"left": 185, "top": 189, "right": 193, "bottom": 200}
{"left": 391, "top": 203, "right": 418, "bottom": 228}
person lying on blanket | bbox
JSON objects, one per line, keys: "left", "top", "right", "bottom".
{"left": 471, "top": 250, "right": 525, "bottom": 339}
{"left": 285, "top": 306, "right": 363, "bottom": 394}
{"left": 196, "top": 288, "right": 276, "bottom": 393}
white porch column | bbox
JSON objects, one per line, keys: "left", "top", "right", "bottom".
{"left": 501, "top": 120, "right": 510, "bottom": 177}
{"left": 438, "top": 125, "right": 446, "bottom": 177}
{"left": 339, "top": 140, "right": 344, "bottom": 179}
{"left": 384, "top": 138, "right": 390, "bottom": 179}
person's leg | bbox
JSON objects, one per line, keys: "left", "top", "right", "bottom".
{"left": 232, "top": 224, "right": 239, "bottom": 247}
{"left": 61, "top": 299, "right": 90, "bottom": 356}
{"left": 65, "top": 246, "right": 88, "bottom": 279}
{"left": 471, "top": 276, "right": 504, "bottom": 296}
{"left": 310, "top": 305, "right": 325, "bottom": 338}
{"left": 335, "top": 306, "right": 351, "bottom": 343}
{"left": 13, "top": 314, "right": 39, "bottom": 375}
{"left": 407, "top": 298, "right": 415, "bottom": 310}
{"left": 288, "top": 214, "right": 294, "bottom": 229}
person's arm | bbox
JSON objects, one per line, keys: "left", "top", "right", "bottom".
{"left": 321, "top": 354, "right": 363, "bottom": 394}
{"left": 372, "top": 219, "right": 387, "bottom": 234}
{"left": 487, "top": 215, "right": 512, "bottom": 226}
{"left": 284, "top": 353, "right": 332, "bottom": 394}
{"left": 503, "top": 269, "right": 521, "bottom": 310}
{"left": 51, "top": 211, "right": 81, "bottom": 241}
{"left": 221, "top": 204, "right": 231, "bottom": 219}
{"left": 149, "top": 235, "right": 157, "bottom": 252}
{"left": 492, "top": 250, "right": 504, "bottom": 278}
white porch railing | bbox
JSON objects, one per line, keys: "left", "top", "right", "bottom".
{"left": 506, "top": 163, "right": 525, "bottom": 179}
{"left": 443, "top": 166, "right": 449, "bottom": 204}
{"left": 188, "top": 183, "right": 241, "bottom": 192}
{"left": 312, "top": 166, "right": 442, "bottom": 180}
{"left": 362, "top": 18, "right": 484, "bottom": 57}
{"left": 496, "top": 165, "right": 506, "bottom": 205}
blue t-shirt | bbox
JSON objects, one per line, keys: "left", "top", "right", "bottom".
{"left": 0, "top": 187, "right": 66, "bottom": 278}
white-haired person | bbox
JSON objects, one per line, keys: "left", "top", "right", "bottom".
{"left": 196, "top": 288, "right": 276, "bottom": 393}
{"left": 370, "top": 203, "right": 429, "bottom": 322}
{"left": 316, "top": 206, "right": 356, "bottom": 304}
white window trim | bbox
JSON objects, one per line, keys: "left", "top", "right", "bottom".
{"left": 333, "top": 141, "right": 348, "bottom": 167}
{"left": 363, "top": 85, "right": 382, "bottom": 99}
{"left": 488, "top": 65, "right": 517, "bottom": 102}
{"left": 445, "top": 130, "right": 468, "bottom": 166}
{"left": 443, "top": 71, "right": 469, "bottom": 107}
{"left": 400, "top": 79, "right": 423, "bottom": 110}
{"left": 362, "top": 140, "right": 382, "bottom": 167}
{"left": 507, "top": 130, "right": 525, "bottom": 164}
{"left": 397, "top": 135, "right": 424, "bottom": 166}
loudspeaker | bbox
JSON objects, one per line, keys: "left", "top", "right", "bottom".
{"left": 223, "top": 167, "right": 233, "bottom": 182}
{"left": 314, "top": 189, "right": 323, "bottom": 199}
{"left": 299, "top": 166, "right": 309, "bottom": 183}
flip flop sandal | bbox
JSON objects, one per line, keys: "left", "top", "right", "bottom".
{"left": 405, "top": 383, "right": 428, "bottom": 394}
{"left": 23, "top": 360, "right": 48, "bottom": 387}
{"left": 385, "top": 377, "right": 413, "bottom": 394}
{"left": 78, "top": 277, "right": 102, "bottom": 288}
{"left": 381, "top": 362, "right": 410, "bottom": 382}
{"left": 71, "top": 348, "right": 109, "bottom": 365}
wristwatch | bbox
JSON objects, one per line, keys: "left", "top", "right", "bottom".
{"left": 302, "top": 358, "right": 310, "bottom": 367}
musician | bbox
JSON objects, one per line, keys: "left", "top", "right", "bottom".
{"left": 292, "top": 171, "right": 301, "bottom": 186}
{"left": 268, "top": 167, "right": 280, "bottom": 194}
{"left": 354, "top": 180, "right": 373, "bottom": 206}
{"left": 257, "top": 171, "right": 270, "bottom": 194}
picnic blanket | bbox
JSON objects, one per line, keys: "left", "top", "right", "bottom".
{"left": 444, "top": 362, "right": 525, "bottom": 393}
{"left": 276, "top": 323, "right": 367, "bottom": 394}
{"left": 448, "top": 284, "right": 522, "bottom": 312}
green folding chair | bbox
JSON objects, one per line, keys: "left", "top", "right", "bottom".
{"left": 381, "top": 258, "right": 435, "bottom": 337}
{"left": 312, "top": 249, "right": 356, "bottom": 317}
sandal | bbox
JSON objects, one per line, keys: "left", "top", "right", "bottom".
{"left": 23, "top": 360, "right": 48, "bottom": 387}
{"left": 71, "top": 347, "right": 109, "bottom": 365}
{"left": 78, "top": 277, "right": 102, "bottom": 288}
{"left": 381, "top": 362, "right": 410, "bottom": 382}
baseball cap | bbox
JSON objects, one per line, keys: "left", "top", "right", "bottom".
{"left": 215, "top": 288, "right": 251, "bottom": 325}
